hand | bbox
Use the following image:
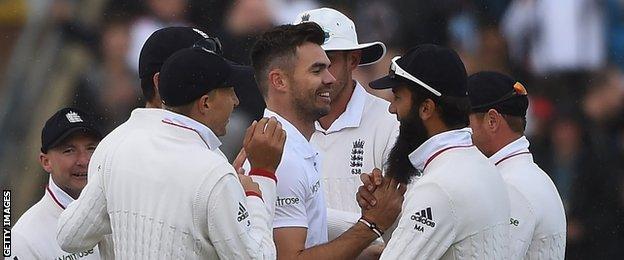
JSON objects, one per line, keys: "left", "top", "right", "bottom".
{"left": 361, "top": 176, "right": 406, "bottom": 231}
{"left": 245, "top": 117, "right": 286, "bottom": 173}
{"left": 356, "top": 243, "right": 385, "bottom": 260}
{"left": 356, "top": 169, "right": 384, "bottom": 210}
{"left": 238, "top": 173, "right": 262, "bottom": 196}
{"left": 232, "top": 148, "right": 247, "bottom": 175}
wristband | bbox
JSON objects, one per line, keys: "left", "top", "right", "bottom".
{"left": 249, "top": 168, "right": 277, "bottom": 183}
{"left": 358, "top": 218, "right": 384, "bottom": 238}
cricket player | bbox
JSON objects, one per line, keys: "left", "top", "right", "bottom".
{"left": 358, "top": 45, "right": 511, "bottom": 259}
{"left": 11, "top": 107, "right": 102, "bottom": 259}
{"left": 57, "top": 47, "right": 285, "bottom": 258}
{"left": 294, "top": 8, "right": 400, "bottom": 240}
{"left": 467, "top": 71, "right": 566, "bottom": 259}
{"left": 250, "top": 22, "right": 405, "bottom": 259}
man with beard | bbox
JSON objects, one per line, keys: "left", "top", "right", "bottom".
{"left": 293, "top": 8, "right": 400, "bottom": 242}
{"left": 358, "top": 45, "right": 511, "bottom": 259}
{"left": 251, "top": 22, "right": 406, "bottom": 259}
{"left": 467, "top": 71, "right": 566, "bottom": 259}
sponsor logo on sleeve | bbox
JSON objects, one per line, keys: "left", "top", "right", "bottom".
{"left": 411, "top": 207, "right": 435, "bottom": 232}
{"left": 510, "top": 218, "right": 519, "bottom": 227}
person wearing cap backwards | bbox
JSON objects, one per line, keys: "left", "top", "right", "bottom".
{"left": 356, "top": 45, "right": 511, "bottom": 259}
{"left": 467, "top": 71, "right": 566, "bottom": 259}
{"left": 250, "top": 21, "right": 405, "bottom": 260}
{"left": 57, "top": 46, "right": 286, "bottom": 258}
{"left": 293, "top": 7, "right": 400, "bottom": 242}
{"left": 11, "top": 107, "right": 102, "bottom": 259}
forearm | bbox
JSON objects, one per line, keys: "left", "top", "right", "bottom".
{"left": 287, "top": 222, "right": 378, "bottom": 260}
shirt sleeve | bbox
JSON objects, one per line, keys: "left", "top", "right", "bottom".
{"left": 326, "top": 208, "right": 360, "bottom": 240}
{"left": 57, "top": 157, "right": 111, "bottom": 253}
{"left": 206, "top": 172, "right": 276, "bottom": 259}
{"left": 381, "top": 183, "right": 457, "bottom": 260}
{"left": 272, "top": 161, "right": 309, "bottom": 228}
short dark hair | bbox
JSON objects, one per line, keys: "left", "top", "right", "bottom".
{"left": 501, "top": 114, "right": 526, "bottom": 133}
{"left": 406, "top": 81, "right": 470, "bottom": 129}
{"left": 251, "top": 22, "right": 325, "bottom": 97}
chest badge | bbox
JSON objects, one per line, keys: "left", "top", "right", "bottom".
{"left": 350, "top": 139, "right": 364, "bottom": 174}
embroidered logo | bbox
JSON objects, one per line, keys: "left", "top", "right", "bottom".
{"left": 301, "top": 13, "right": 310, "bottom": 22}
{"left": 411, "top": 207, "right": 435, "bottom": 232}
{"left": 350, "top": 139, "right": 364, "bottom": 174}
{"left": 65, "top": 111, "right": 83, "bottom": 123}
{"left": 510, "top": 218, "right": 520, "bottom": 227}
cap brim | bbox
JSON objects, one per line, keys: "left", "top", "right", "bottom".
{"left": 323, "top": 41, "right": 386, "bottom": 66}
{"left": 224, "top": 59, "right": 257, "bottom": 91}
{"left": 45, "top": 127, "right": 102, "bottom": 152}
{"left": 369, "top": 75, "right": 403, "bottom": 89}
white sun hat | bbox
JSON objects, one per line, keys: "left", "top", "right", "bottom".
{"left": 294, "top": 7, "right": 387, "bottom": 66}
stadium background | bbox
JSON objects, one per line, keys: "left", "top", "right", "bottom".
{"left": 0, "top": 0, "right": 622, "bottom": 258}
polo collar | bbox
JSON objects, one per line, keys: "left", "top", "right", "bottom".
{"left": 408, "top": 128, "right": 474, "bottom": 173}
{"left": 47, "top": 176, "right": 74, "bottom": 210}
{"left": 315, "top": 81, "right": 366, "bottom": 134}
{"left": 489, "top": 136, "right": 531, "bottom": 166}
{"left": 160, "top": 109, "right": 222, "bottom": 151}
{"left": 265, "top": 109, "right": 318, "bottom": 159}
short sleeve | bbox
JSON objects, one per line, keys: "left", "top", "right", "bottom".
{"left": 272, "top": 160, "right": 309, "bottom": 229}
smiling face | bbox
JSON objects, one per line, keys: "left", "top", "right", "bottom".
{"left": 288, "top": 42, "right": 336, "bottom": 120}
{"left": 40, "top": 132, "right": 99, "bottom": 199}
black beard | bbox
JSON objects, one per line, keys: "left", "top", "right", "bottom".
{"left": 386, "top": 109, "right": 429, "bottom": 184}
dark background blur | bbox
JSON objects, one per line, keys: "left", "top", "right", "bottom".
{"left": 0, "top": 1, "right": 623, "bottom": 258}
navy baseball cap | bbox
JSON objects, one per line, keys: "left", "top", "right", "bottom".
{"left": 159, "top": 47, "right": 254, "bottom": 106}
{"left": 467, "top": 71, "right": 529, "bottom": 117}
{"left": 41, "top": 107, "right": 102, "bottom": 153}
{"left": 138, "top": 27, "right": 217, "bottom": 80}
{"left": 370, "top": 44, "right": 468, "bottom": 98}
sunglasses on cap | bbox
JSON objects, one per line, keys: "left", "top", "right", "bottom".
{"left": 389, "top": 56, "right": 442, "bottom": 97}
{"left": 472, "top": 82, "right": 528, "bottom": 110}
{"left": 192, "top": 36, "right": 223, "bottom": 56}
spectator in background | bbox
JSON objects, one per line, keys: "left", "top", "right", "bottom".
{"left": 74, "top": 18, "right": 141, "bottom": 133}
{"left": 126, "top": 0, "right": 190, "bottom": 75}
{"left": 502, "top": 0, "right": 605, "bottom": 108}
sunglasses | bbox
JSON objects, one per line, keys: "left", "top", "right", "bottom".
{"left": 192, "top": 37, "right": 223, "bottom": 56}
{"left": 471, "top": 82, "right": 528, "bottom": 110}
{"left": 389, "top": 56, "right": 442, "bottom": 97}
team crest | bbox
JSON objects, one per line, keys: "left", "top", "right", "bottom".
{"left": 350, "top": 139, "right": 364, "bottom": 174}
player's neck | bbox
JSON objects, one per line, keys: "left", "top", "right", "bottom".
{"left": 318, "top": 80, "right": 356, "bottom": 130}
{"left": 492, "top": 131, "right": 523, "bottom": 154}
{"left": 266, "top": 104, "right": 315, "bottom": 141}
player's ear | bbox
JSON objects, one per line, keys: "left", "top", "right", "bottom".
{"left": 348, "top": 50, "right": 362, "bottom": 69}
{"left": 268, "top": 68, "right": 288, "bottom": 93}
{"left": 419, "top": 98, "right": 436, "bottom": 120}
{"left": 39, "top": 152, "right": 53, "bottom": 173}
{"left": 486, "top": 109, "right": 500, "bottom": 131}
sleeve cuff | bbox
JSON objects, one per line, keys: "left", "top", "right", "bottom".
{"left": 249, "top": 168, "right": 277, "bottom": 183}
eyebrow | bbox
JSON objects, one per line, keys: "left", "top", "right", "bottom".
{"left": 309, "top": 62, "right": 329, "bottom": 71}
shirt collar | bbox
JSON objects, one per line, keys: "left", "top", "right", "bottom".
{"left": 160, "top": 109, "right": 222, "bottom": 151}
{"left": 314, "top": 81, "right": 367, "bottom": 134}
{"left": 408, "top": 128, "right": 474, "bottom": 173}
{"left": 47, "top": 176, "right": 74, "bottom": 209}
{"left": 264, "top": 109, "right": 318, "bottom": 159}
{"left": 489, "top": 136, "right": 531, "bottom": 165}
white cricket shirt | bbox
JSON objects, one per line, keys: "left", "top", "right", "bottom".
{"left": 311, "top": 82, "right": 399, "bottom": 239}
{"left": 265, "top": 109, "right": 328, "bottom": 248}
{"left": 489, "top": 136, "right": 566, "bottom": 259}
{"left": 11, "top": 177, "right": 100, "bottom": 259}
{"left": 381, "top": 128, "right": 511, "bottom": 260}
{"left": 57, "top": 108, "right": 277, "bottom": 259}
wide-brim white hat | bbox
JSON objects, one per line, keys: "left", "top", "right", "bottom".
{"left": 294, "top": 7, "right": 386, "bottom": 66}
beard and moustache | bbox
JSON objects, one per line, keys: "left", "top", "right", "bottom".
{"left": 386, "top": 105, "right": 430, "bottom": 184}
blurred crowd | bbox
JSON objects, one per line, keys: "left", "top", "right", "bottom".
{"left": 3, "top": 0, "right": 624, "bottom": 258}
